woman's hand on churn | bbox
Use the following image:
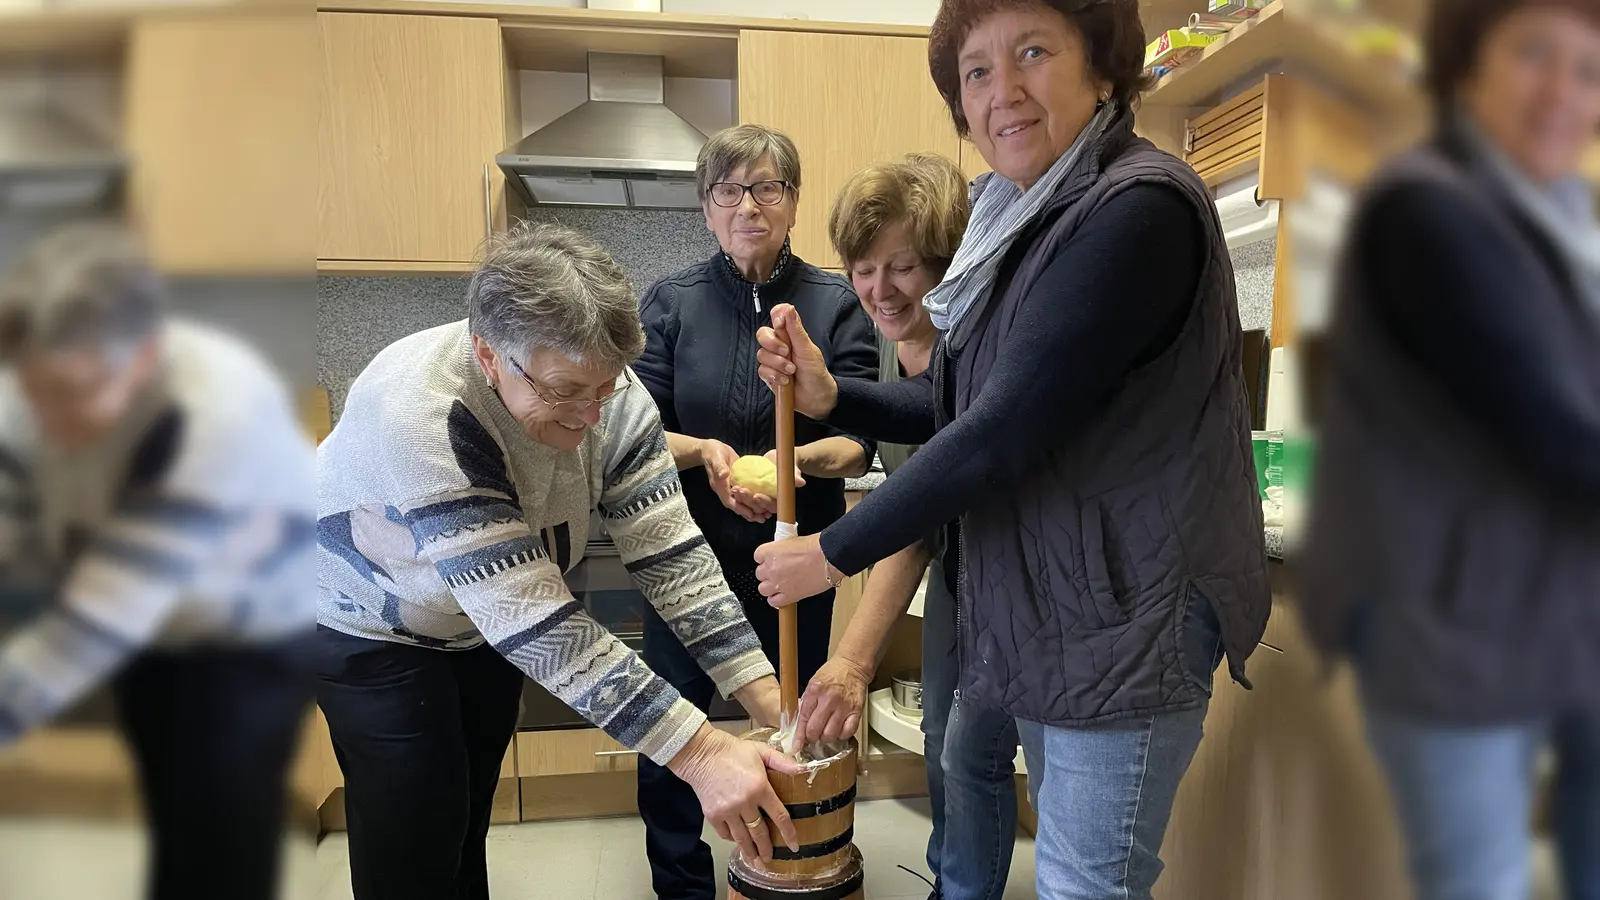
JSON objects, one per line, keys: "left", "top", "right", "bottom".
{"left": 796, "top": 656, "right": 872, "bottom": 746}
{"left": 757, "top": 304, "right": 839, "bottom": 420}
{"left": 753, "top": 532, "right": 838, "bottom": 608}
{"left": 669, "top": 724, "right": 801, "bottom": 865}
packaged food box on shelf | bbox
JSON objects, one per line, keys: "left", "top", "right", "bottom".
{"left": 1208, "top": 0, "right": 1269, "bottom": 17}
{"left": 1144, "top": 28, "right": 1224, "bottom": 69}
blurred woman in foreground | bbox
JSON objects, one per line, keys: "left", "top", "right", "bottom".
{"left": 0, "top": 222, "right": 314, "bottom": 900}
{"left": 1301, "top": 0, "right": 1600, "bottom": 897}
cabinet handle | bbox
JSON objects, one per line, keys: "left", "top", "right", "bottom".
{"left": 483, "top": 164, "right": 494, "bottom": 240}
{"left": 594, "top": 750, "right": 638, "bottom": 758}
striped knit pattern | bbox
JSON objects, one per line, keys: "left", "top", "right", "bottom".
{"left": 317, "top": 321, "right": 772, "bottom": 766}
{"left": 0, "top": 322, "right": 316, "bottom": 745}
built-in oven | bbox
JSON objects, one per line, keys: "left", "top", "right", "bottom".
{"left": 516, "top": 511, "right": 747, "bottom": 732}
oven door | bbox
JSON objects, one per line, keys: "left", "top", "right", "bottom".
{"left": 517, "top": 513, "right": 746, "bottom": 731}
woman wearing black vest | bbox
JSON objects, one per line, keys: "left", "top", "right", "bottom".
{"left": 749, "top": 1, "right": 1270, "bottom": 898}
{"left": 1299, "top": 1, "right": 1600, "bottom": 898}
{"left": 633, "top": 123, "right": 878, "bottom": 900}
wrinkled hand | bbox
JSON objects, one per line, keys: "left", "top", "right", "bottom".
{"left": 757, "top": 304, "right": 838, "bottom": 420}
{"left": 670, "top": 725, "right": 801, "bottom": 864}
{"left": 797, "top": 656, "right": 871, "bottom": 746}
{"left": 738, "top": 449, "right": 807, "bottom": 518}
{"left": 701, "top": 438, "right": 768, "bottom": 523}
{"left": 754, "top": 532, "right": 837, "bottom": 608}
{"left": 733, "top": 675, "right": 784, "bottom": 729}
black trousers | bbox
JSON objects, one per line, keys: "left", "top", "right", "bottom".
{"left": 637, "top": 568, "right": 835, "bottom": 900}
{"left": 112, "top": 642, "right": 313, "bottom": 900}
{"left": 313, "top": 626, "right": 525, "bottom": 900}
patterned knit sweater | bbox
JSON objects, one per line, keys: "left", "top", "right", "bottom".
{"left": 0, "top": 321, "right": 315, "bottom": 744}
{"left": 317, "top": 321, "right": 773, "bottom": 766}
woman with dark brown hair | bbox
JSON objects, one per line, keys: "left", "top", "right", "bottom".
{"left": 1300, "top": 0, "right": 1600, "bottom": 897}
{"left": 749, "top": 0, "right": 1271, "bottom": 897}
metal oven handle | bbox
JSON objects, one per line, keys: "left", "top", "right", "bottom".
{"left": 594, "top": 749, "right": 639, "bottom": 758}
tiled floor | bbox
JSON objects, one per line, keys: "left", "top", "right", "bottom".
{"left": 0, "top": 802, "right": 1570, "bottom": 900}
{"left": 313, "top": 797, "right": 1036, "bottom": 900}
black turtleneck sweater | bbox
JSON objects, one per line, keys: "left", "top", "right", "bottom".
{"left": 636, "top": 248, "right": 879, "bottom": 571}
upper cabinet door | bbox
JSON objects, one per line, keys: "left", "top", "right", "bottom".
{"left": 319, "top": 13, "right": 508, "bottom": 265}
{"left": 738, "top": 31, "right": 959, "bottom": 269}
{"left": 125, "top": 13, "right": 316, "bottom": 276}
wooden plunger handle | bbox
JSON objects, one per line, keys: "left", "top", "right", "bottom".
{"left": 776, "top": 378, "right": 800, "bottom": 728}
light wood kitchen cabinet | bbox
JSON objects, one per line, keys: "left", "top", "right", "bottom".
{"left": 516, "top": 727, "right": 640, "bottom": 778}
{"left": 959, "top": 138, "right": 992, "bottom": 182}
{"left": 124, "top": 12, "right": 315, "bottom": 275}
{"left": 738, "top": 30, "right": 960, "bottom": 268}
{"left": 318, "top": 12, "right": 511, "bottom": 267}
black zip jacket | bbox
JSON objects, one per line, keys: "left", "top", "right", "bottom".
{"left": 636, "top": 248, "right": 878, "bottom": 571}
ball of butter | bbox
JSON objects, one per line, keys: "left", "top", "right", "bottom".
{"left": 729, "top": 455, "right": 779, "bottom": 497}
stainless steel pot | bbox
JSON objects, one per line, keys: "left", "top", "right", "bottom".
{"left": 891, "top": 669, "right": 922, "bottom": 719}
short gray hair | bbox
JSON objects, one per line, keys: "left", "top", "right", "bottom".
{"left": 466, "top": 222, "right": 644, "bottom": 370}
{"left": 0, "top": 220, "right": 164, "bottom": 363}
{"left": 695, "top": 124, "right": 803, "bottom": 201}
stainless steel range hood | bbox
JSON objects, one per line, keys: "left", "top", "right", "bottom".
{"left": 497, "top": 53, "right": 707, "bottom": 210}
{"left": 0, "top": 102, "right": 123, "bottom": 211}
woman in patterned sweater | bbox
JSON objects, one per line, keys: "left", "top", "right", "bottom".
{"left": 316, "top": 223, "right": 800, "bottom": 900}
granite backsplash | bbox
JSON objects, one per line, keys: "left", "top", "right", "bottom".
{"left": 319, "top": 208, "right": 716, "bottom": 417}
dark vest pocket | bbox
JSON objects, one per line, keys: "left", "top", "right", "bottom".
{"left": 1079, "top": 498, "right": 1128, "bottom": 628}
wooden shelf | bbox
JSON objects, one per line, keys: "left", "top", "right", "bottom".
{"left": 318, "top": 259, "right": 479, "bottom": 276}
{"left": 502, "top": 21, "right": 736, "bottom": 79}
{"left": 1144, "top": 0, "right": 1423, "bottom": 120}
{"left": 315, "top": 0, "right": 931, "bottom": 38}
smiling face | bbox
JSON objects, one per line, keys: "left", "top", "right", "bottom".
{"left": 473, "top": 336, "right": 622, "bottom": 452}
{"left": 1459, "top": 5, "right": 1600, "bottom": 184}
{"left": 703, "top": 156, "right": 798, "bottom": 276}
{"left": 848, "top": 221, "right": 941, "bottom": 344}
{"left": 957, "top": 5, "right": 1110, "bottom": 191}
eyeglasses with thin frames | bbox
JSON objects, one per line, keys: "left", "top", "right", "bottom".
{"left": 507, "top": 357, "right": 629, "bottom": 412}
{"left": 708, "top": 180, "right": 790, "bottom": 208}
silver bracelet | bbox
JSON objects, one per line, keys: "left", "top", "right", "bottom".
{"left": 822, "top": 552, "right": 844, "bottom": 589}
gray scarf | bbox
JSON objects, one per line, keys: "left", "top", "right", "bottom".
{"left": 922, "top": 101, "right": 1120, "bottom": 349}
{"left": 1462, "top": 117, "right": 1600, "bottom": 322}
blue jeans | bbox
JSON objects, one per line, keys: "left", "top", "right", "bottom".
{"left": 1362, "top": 702, "right": 1600, "bottom": 900}
{"left": 922, "top": 562, "right": 1020, "bottom": 900}
{"left": 1017, "top": 586, "right": 1225, "bottom": 900}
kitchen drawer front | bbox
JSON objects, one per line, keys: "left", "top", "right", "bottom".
{"left": 516, "top": 728, "right": 638, "bottom": 776}
{"left": 514, "top": 719, "right": 753, "bottom": 777}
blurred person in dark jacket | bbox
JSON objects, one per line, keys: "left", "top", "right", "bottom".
{"left": 0, "top": 222, "right": 315, "bottom": 900}
{"left": 1301, "top": 1, "right": 1600, "bottom": 898}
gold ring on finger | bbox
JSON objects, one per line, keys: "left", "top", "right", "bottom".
{"left": 744, "top": 817, "right": 763, "bottom": 829}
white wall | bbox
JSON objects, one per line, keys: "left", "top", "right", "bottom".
{"left": 518, "top": 70, "right": 736, "bottom": 138}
